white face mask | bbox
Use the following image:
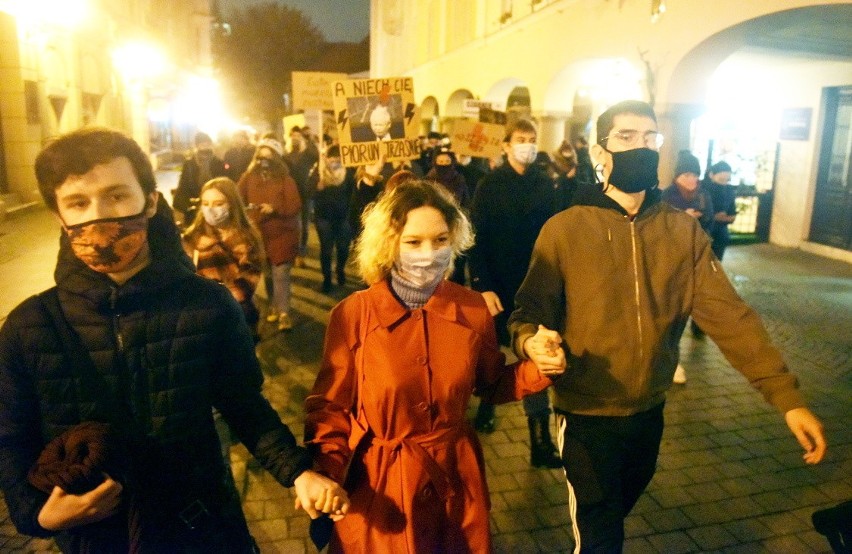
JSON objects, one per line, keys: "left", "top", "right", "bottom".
{"left": 395, "top": 246, "right": 452, "bottom": 289}
{"left": 202, "top": 205, "right": 230, "bottom": 227}
{"left": 511, "top": 143, "right": 538, "bottom": 166}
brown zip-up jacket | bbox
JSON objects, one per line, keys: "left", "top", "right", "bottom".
{"left": 509, "top": 185, "right": 804, "bottom": 417}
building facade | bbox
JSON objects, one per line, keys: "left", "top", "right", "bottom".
{"left": 0, "top": 0, "right": 214, "bottom": 208}
{"left": 371, "top": 0, "right": 852, "bottom": 261}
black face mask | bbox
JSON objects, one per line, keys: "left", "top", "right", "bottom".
{"left": 435, "top": 165, "right": 454, "bottom": 177}
{"left": 606, "top": 147, "right": 659, "bottom": 193}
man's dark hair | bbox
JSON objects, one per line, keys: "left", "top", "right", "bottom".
{"left": 596, "top": 100, "right": 657, "bottom": 145}
{"left": 35, "top": 127, "right": 157, "bottom": 212}
{"left": 503, "top": 118, "right": 537, "bottom": 142}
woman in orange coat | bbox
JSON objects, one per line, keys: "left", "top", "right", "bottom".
{"left": 304, "top": 180, "right": 566, "bottom": 553}
{"left": 238, "top": 138, "right": 301, "bottom": 331}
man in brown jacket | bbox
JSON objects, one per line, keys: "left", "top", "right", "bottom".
{"left": 508, "top": 100, "right": 827, "bottom": 552}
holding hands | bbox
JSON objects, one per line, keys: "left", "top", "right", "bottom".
{"left": 293, "top": 470, "right": 350, "bottom": 521}
{"left": 524, "top": 325, "right": 567, "bottom": 377}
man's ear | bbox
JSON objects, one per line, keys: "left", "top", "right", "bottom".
{"left": 590, "top": 143, "right": 605, "bottom": 166}
{"left": 590, "top": 143, "right": 611, "bottom": 183}
{"left": 145, "top": 192, "right": 159, "bottom": 218}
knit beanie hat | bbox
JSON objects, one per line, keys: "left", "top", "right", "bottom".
{"left": 675, "top": 150, "right": 700, "bottom": 176}
{"left": 257, "top": 138, "right": 283, "bottom": 157}
{"left": 709, "top": 160, "right": 732, "bottom": 174}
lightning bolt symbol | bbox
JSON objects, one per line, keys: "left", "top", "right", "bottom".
{"left": 337, "top": 109, "right": 349, "bottom": 130}
{"left": 404, "top": 103, "right": 415, "bottom": 126}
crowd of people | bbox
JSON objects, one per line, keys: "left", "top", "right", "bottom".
{"left": 0, "top": 100, "right": 828, "bottom": 553}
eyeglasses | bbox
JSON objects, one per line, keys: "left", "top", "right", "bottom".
{"left": 600, "top": 130, "right": 664, "bottom": 151}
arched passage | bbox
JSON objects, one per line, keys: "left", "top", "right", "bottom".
{"left": 445, "top": 89, "right": 474, "bottom": 117}
{"left": 543, "top": 58, "right": 643, "bottom": 142}
{"left": 663, "top": 4, "right": 852, "bottom": 251}
{"left": 420, "top": 96, "right": 439, "bottom": 134}
{"left": 483, "top": 78, "right": 523, "bottom": 112}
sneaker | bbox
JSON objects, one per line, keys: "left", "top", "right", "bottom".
{"left": 265, "top": 311, "right": 279, "bottom": 323}
{"left": 673, "top": 364, "right": 687, "bottom": 384}
{"left": 277, "top": 312, "right": 293, "bottom": 331}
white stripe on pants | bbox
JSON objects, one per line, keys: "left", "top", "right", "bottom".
{"left": 556, "top": 412, "right": 582, "bottom": 553}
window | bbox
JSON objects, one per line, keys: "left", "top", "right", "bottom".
{"left": 24, "top": 81, "right": 39, "bottom": 124}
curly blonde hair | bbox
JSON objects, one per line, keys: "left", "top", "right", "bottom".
{"left": 355, "top": 179, "right": 474, "bottom": 285}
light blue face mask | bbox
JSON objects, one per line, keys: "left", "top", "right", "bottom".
{"left": 202, "top": 205, "right": 230, "bottom": 227}
{"left": 395, "top": 246, "right": 453, "bottom": 288}
{"left": 511, "top": 142, "right": 538, "bottom": 166}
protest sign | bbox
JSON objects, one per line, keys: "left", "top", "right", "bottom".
{"left": 462, "top": 99, "right": 492, "bottom": 119}
{"left": 331, "top": 76, "right": 421, "bottom": 166}
{"left": 449, "top": 119, "right": 505, "bottom": 158}
{"left": 292, "top": 71, "right": 347, "bottom": 111}
{"left": 479, "top": 106, "right": 507, "bottom": 125}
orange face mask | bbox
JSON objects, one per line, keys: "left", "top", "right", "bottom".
{"left": 63, "top": 210, "right": 149, "bottom": 273}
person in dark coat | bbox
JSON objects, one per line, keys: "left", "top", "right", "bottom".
{"left": 704, "top": 160, "right": 737, "bottom": 260}
{"left": 662, "top": 149, "right": 715, "bottom": 381}
{"left": 550, "top": 140, "right": 583, "bottom": 211}
{"left": 467, "top": 119, "right": 562, "bottom": 468}
{"left": 308, "top": 145, "right": 354, "bottom": 293}
{"left": 286, "top": 126, "right": 320, "bottom": 265}
{"left": 0, "top": 128, "right": 348, "bottom": 553}
{"left": 172, "top": 131, "right": 227, "bottom": 226}
{"left": 662, "top": 150, "right": 715, "bottom": 234}
{"left": 222, "top": 129, "right": 255, "bottom": 182}
{"left": 347, "top": 160, "right": 390, "bottom": 242}
{"left": 426, "top": 147, "right": 469, "bottom": 284}
{"left": 456, "top": 154, "right": 488, "bottom": 198}
{"left": 573, "top": 135, "right": 596, "bottom": 186}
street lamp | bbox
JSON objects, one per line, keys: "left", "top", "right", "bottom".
{"left": 111, "top": 41, "right": 168, "bottom": 84}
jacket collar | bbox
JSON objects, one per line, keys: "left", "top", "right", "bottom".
{"left": 367, "top": 279, "right": 459, "bottom": 328}
{"left": 572, "top": 180, "right": 661, "bottom": 217}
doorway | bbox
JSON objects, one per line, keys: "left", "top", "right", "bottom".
{"left": 810, "top": 86, "right": 852, "bottom": 251}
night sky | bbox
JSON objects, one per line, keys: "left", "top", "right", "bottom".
{"left": 219, "top": 0, "right": 370, "bottom": 43}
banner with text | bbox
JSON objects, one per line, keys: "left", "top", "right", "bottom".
{"left": 331, "top": 76, "right": 421, "bottom": 166}
{"left": 449, "top": 119, "right": 505, "bottom": 158}
{"left": 292, "top": 71, "right": 348, "bottom": 111}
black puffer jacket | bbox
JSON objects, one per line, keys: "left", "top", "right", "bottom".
{"left": 0, "top": 203, "right": 311, "bottom": 547}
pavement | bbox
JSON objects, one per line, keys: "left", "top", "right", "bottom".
{"left": 0, "top": 178, "right": 850, "bottom": 553}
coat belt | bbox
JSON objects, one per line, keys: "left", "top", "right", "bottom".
{"left": 367, "top": 424, "right": 469, "bottom": 501}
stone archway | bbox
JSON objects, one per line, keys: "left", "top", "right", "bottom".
{"left": 483, "top": 78, "right": 523, "bottom": 112}
{"left": 445, "top": 89, "right": 474, "bottom": 117}
{"left": 662, "top": 4, "right": 852, "bottom": 252}
{"left": 420, "top": 96, "right": 439, "bottom": 134}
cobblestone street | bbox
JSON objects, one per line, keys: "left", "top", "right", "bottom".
{"left": 1, "top": 200, "right": 850, "bottom": 553}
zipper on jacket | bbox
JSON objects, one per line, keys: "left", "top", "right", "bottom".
{"left": 109, "top": 287, "right": 125, "bottom": 352}
{"left": 629, "top": 221, "right": 643, "bottom": 362}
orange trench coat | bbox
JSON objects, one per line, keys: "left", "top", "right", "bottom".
{"left": 304, "top": 280, "right": 552, "bottom": 553}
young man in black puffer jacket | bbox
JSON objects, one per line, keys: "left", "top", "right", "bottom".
{"left": 0, "top": 128, "right": 348, "bottom": 552}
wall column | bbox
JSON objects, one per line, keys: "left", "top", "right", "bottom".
{"left": 537, "top": 113, "right": 568, "bottom": 155}
{"left": 657, "top": 102, "right": 705, "bottom": 186}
